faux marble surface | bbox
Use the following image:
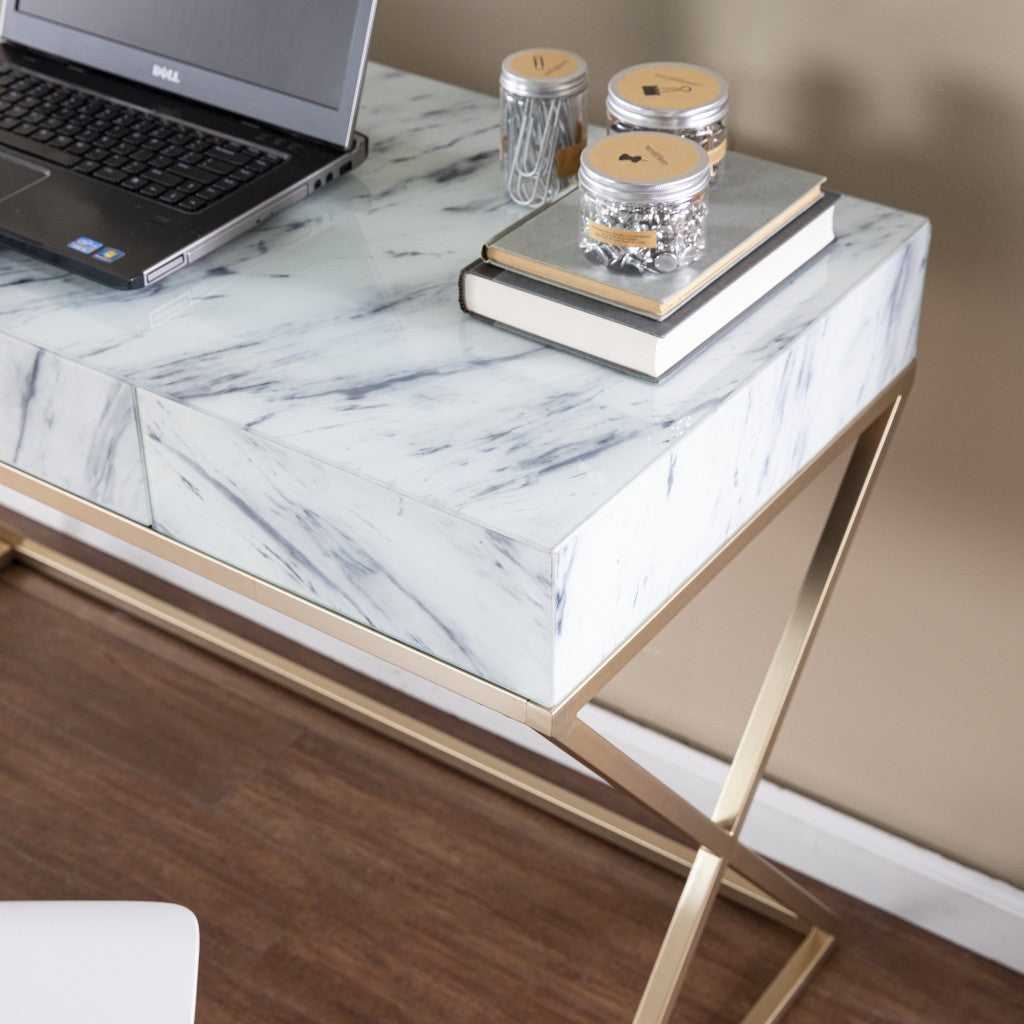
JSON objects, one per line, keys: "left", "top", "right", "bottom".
{"left": 0, "top": 64, "right": 929, "bottom": 705}
{"left": 0, "top": 331, "right": 150, "bottom": 523}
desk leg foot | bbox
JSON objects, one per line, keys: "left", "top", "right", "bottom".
{"left": 739, "top": 928, "right": 836, "bottom": 1024}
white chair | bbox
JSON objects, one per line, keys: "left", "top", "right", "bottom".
{"left": 0, "top": 902, "right": 199, "bottom": 1024}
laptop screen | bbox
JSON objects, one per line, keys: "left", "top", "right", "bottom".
{"left": 15, "top": 0, "right": 361, "bottom": 109}
{"left": 1, "top": 0, "right": 377, "bottom": 147}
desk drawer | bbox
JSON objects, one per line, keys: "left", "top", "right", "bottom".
{"left": 0, "top": 333, "right": 150, "bottom": 524}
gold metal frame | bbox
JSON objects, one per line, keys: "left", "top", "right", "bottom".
{"left": 0, "top": 365, "right": 913, "bottom": 1022}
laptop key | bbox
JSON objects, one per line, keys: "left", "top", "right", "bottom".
{"left": 170, "top": 161, "right": 217, "bottom": 185}
{"left": 198, "top": 156, "right": 232, "bottom": 176}
{"left": 177, "top": 196, "right": 207, "bottom": 212}
{"left": 208, "top": 144, "right": 248, "bottom": 166}
{"left": 120, "top": 175, "right": 146, "bottom": 191}
{"left": 74, "top": 159, "right": 100, "bottom": 175}
{"left": 159, "top": 188, "right": 186, "bottom": 205}
{"left": 143, "top": 167, "right": 183, "bottom": 188}
{"left": 93, "top": 165, "right": 128, "bottom": 184}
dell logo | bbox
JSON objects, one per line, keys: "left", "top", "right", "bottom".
{"left": 152, "top": 63, "right": 181, "bottom": 84}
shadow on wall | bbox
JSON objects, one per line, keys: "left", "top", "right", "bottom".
{"left": 743, "top": 66, "right": 1024, "bottom": 286}
{"left": 735, "top": 64, "right": 1024, "bottom": 502}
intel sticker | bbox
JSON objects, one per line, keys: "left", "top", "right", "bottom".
{"left": 67, "top": 236, "right": 103, "bottom": 254}
{"left": 92, "top": 247, "right": 126, "bottom": 264}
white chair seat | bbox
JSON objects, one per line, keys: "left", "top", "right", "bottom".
{"left": 0, "top": 901, "right": 199, "bottom": 1024}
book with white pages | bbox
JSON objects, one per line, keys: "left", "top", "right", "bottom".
{"left": 461, "top": 190, "right": 837, "bottom": 380}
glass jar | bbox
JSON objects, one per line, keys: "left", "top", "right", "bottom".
{"left": 500, "top": 49, "right": 588, "bottom": 207}
{"left": 606, "top": 62, "right": 729, "bottom": 178}
{"left": 578, "top": 132, "right": 710, "bottom": 274}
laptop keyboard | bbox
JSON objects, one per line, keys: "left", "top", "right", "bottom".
{"left": 0, "top": 62, "right": 284, "bottom": 213}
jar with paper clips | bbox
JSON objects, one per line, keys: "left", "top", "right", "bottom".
{"left": 499, "top": 48, "right": 588, "bottom": 207}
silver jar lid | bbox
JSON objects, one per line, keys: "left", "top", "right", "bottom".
{"left": 578, "top": 133, "right": 710, "bottom": 204}
{"left": 500, "top": 49, "right": 588, "bottom": 99}
{"left": 607, "top": 62, "right": 729, "bottom": 131}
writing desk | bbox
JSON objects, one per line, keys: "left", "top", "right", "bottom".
{"left": 0, "top": 64, "right": 929, "bottom": 1022}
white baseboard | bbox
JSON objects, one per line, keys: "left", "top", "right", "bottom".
{"left": 4, "top": 484, "right": 1022, "bottom": 975}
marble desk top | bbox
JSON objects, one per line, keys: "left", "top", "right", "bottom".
{"left": 0, "top": 64, "right": 929, "bottom": 707}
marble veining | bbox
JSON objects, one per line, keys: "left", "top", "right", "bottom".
{"left": 138, "top": 388, "right": 556, "bottom": 700}
{"left": 0, "top": 64, "right": 929, "bottom": 704}
{"left": 0, "top": 331, "right": 150, "bottom": 523}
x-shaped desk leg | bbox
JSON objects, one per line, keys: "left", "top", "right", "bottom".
{"left": 544, "top": 394, "right": 905, "bottom": 1023}
{"left": 0, "top": 380, "right": 909, "bottom": 1023}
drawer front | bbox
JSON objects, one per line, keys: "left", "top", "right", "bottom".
{"left": 0, "top": 333, "right": 151, "bottom": 524}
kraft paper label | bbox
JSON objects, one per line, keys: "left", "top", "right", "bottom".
{"left": 587, "top": 220, "right": 657, "bottom": 249}
{"left": 554, "top": 123, "right": 585, "bottom": 179}
{"left": 506, "top": 49, "right": 582, "bottom": 82}
{"left": 586, "top": 133, "right": 701, "bottom": 183}
{"left": 706, "top": 138, "right": 728, "bottom": 165}
{"left": 615, "top": 64, "right": 722, "bottom": 112}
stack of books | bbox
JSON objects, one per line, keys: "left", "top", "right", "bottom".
{"left": 459, "top": 152, "right": 837, "bottom": 380}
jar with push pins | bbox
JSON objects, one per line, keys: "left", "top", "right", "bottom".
{"left": 578, "top": 133, "right": 710, "bottom": 274}
{"left": 606, "top": 62, "right": 729, "bottom": 179}
{"left": 500, "top": 48, "right": 588, "bottom": 207}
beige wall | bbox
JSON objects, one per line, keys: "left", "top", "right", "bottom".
{"left": 370, "top": 2, "right": 1024, "bottom": 887}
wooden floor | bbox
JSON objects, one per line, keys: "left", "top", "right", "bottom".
{"left": 1, "top": 526, "right": 1021, "bottom": 1023}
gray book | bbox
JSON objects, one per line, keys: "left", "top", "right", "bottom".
{"left": 483, "top": 151, "right": 826, "bottom": 320}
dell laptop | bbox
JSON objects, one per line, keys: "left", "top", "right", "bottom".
{"left": 0, "top": 0, "right": 377, "bottom": 288}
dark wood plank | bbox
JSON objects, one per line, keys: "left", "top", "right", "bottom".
{"left": 0, "top": 541, "right": 1021, "bottom": 1024}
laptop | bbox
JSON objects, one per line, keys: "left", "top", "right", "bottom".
{"left": 0, "top": 0, "right": 377, "bottom": 288}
